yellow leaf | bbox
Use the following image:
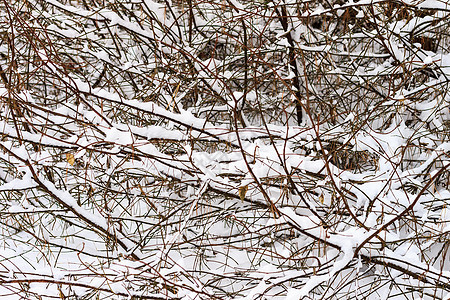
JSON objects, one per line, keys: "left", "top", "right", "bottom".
{"left": 238, "top": 185, "right": 248, "bottom": 201}
{"left": 66, "top": 153, "right": 75, "bottom": 166}
{"left": 319, "top": 194, "right": 324, "bottom": 204}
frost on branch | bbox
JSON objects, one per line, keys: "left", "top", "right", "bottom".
{"left": 0, "top": 0, "right": 449, "bottom": 299}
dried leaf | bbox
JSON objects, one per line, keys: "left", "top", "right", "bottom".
{"left": 66, "top": 153, "right": 75, "bottom": 166}
{"left": 238, "top": 185, "right": 248, "bottom": 201}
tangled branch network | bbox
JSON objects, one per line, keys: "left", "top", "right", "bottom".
{"left": 0, "top": 0, "right": 449, "bottom": 299}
